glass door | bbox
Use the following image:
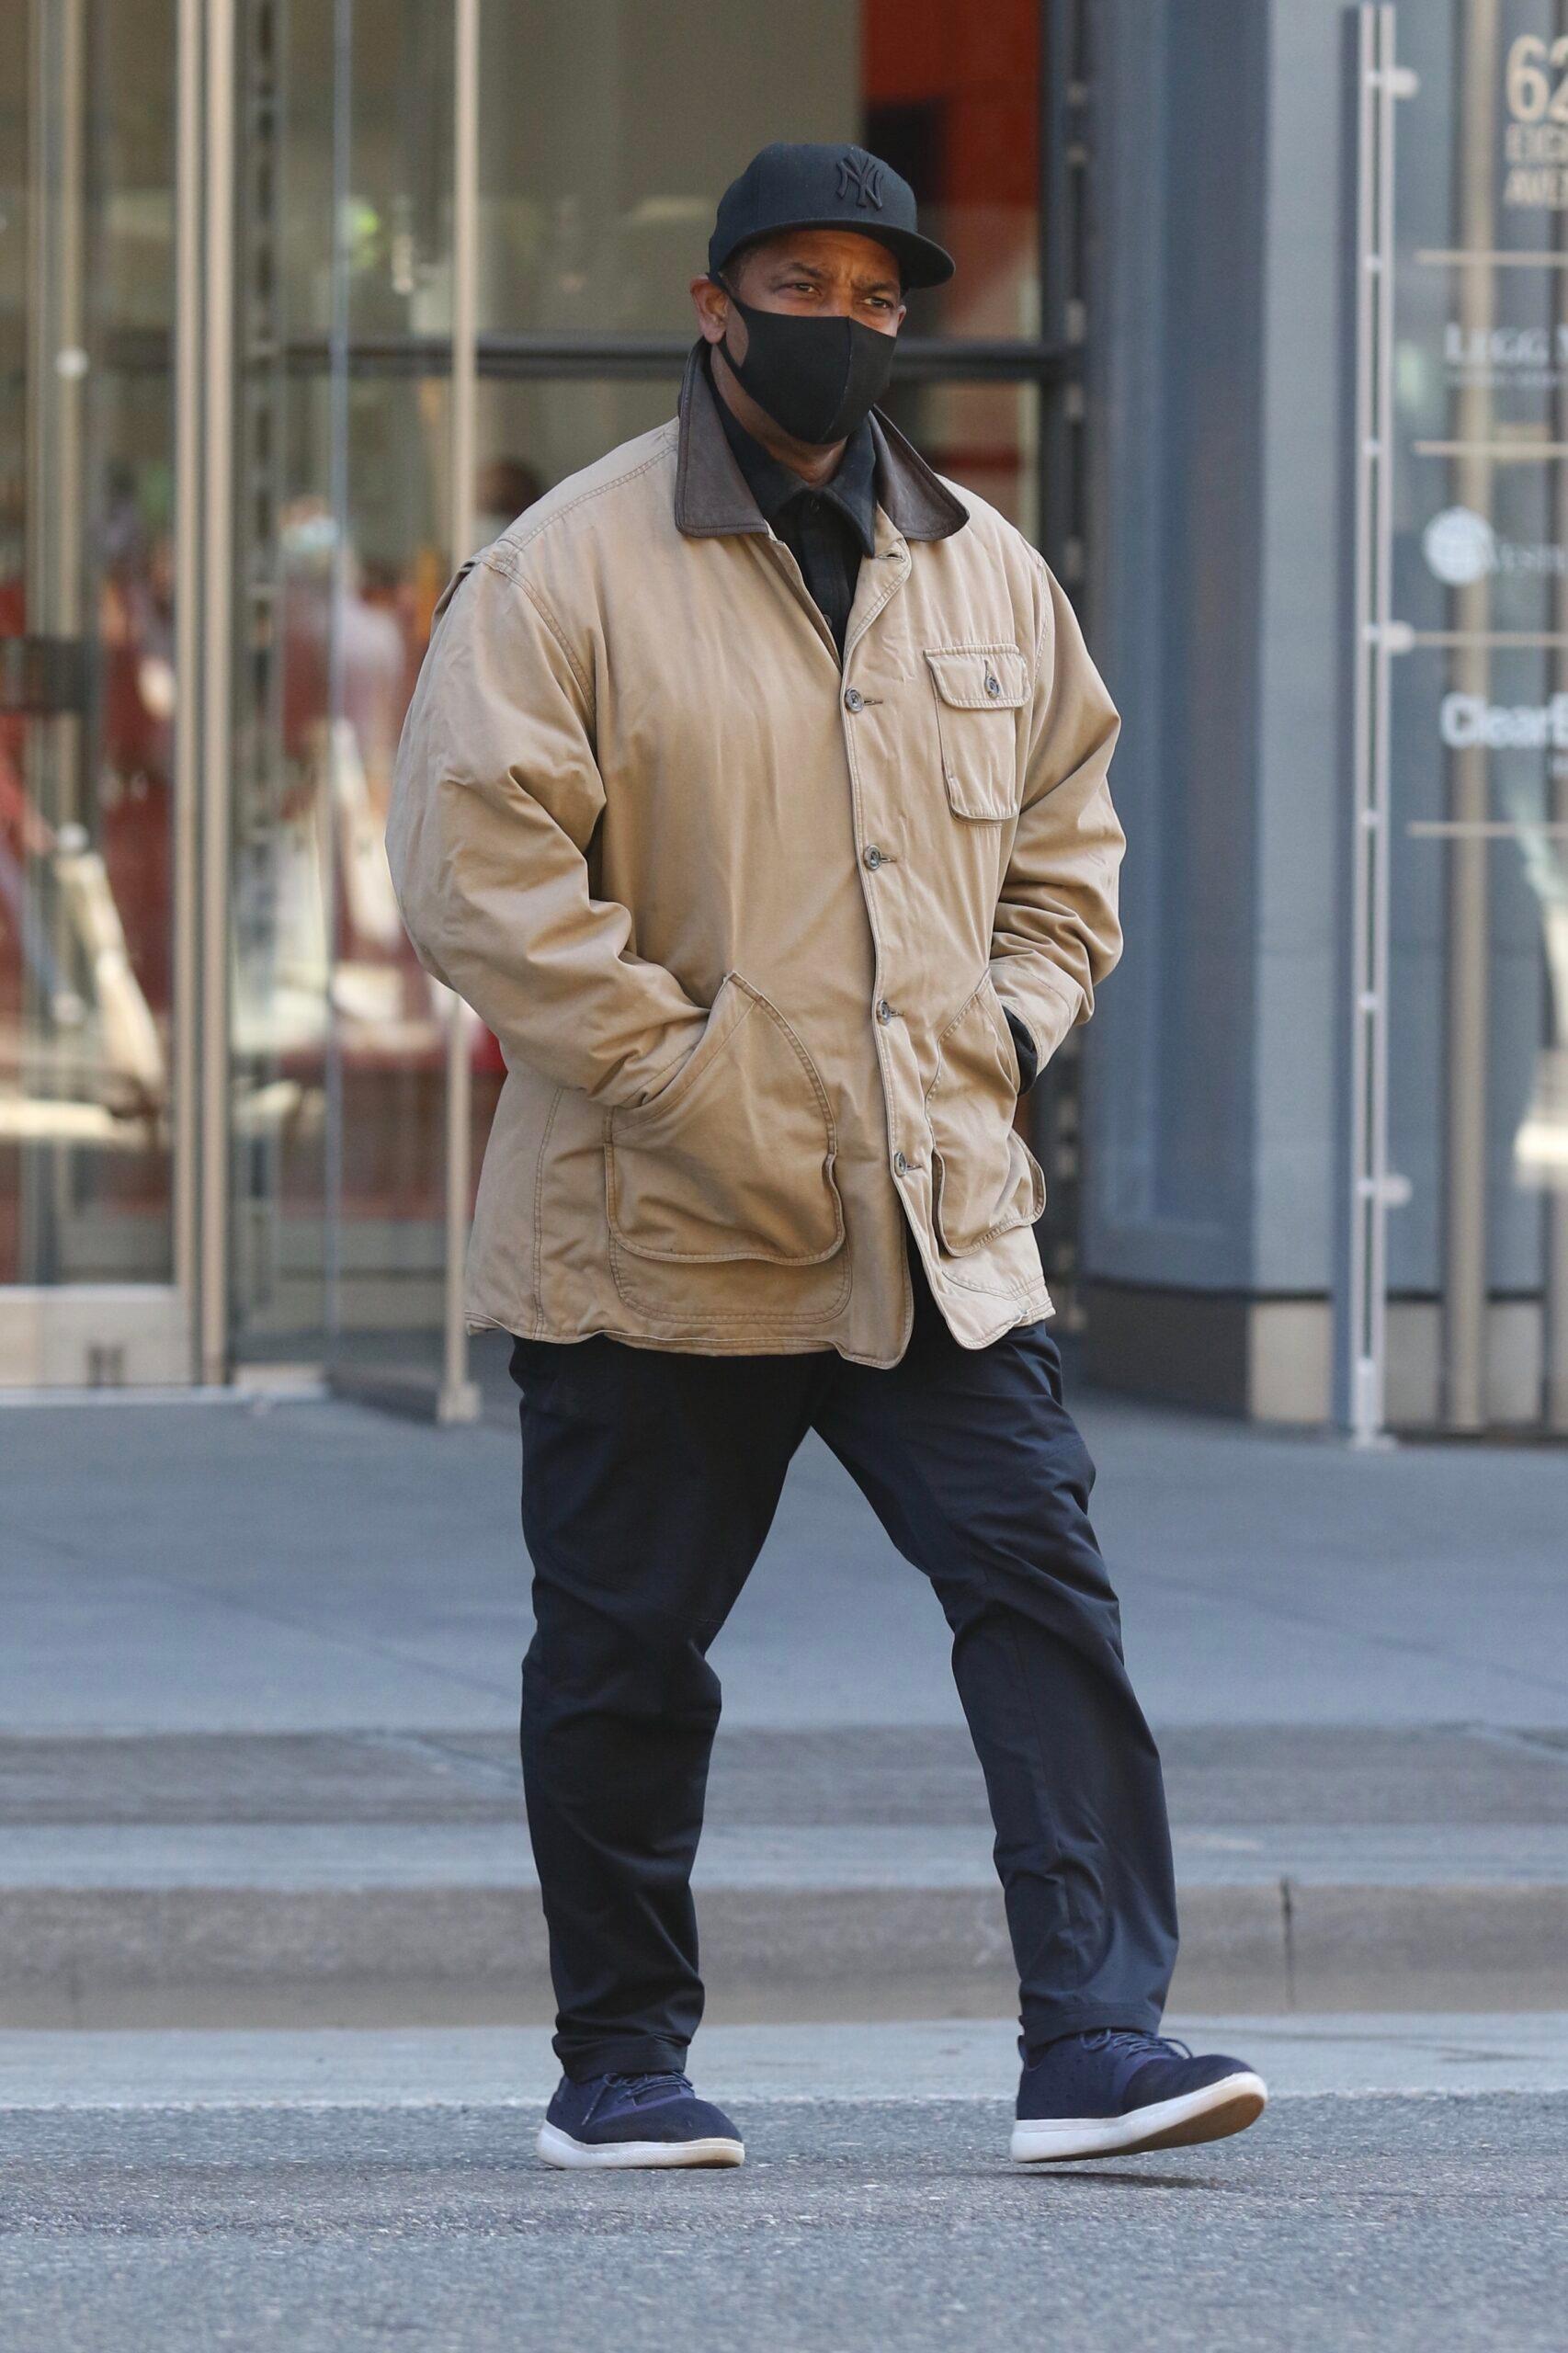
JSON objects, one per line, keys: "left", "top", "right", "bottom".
{"left": 0, "top": 0, "right": 195, "bottom": 1384}
{"left": 222, "top": 0, "right": 1080, "bottom": 1406}
{"left": 1351, "top": 0, "right": 1568, "bottom": 1435}
{"left": 227, "top": 0, "right": 473, "bottom": 1396}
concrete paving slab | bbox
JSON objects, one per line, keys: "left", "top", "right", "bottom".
{"left": 4, "top": 1396, "right": 1567, "bottom": 1734}
{"left": 6, "top": 1723, "right": 1567, "bottom": 1824}
{"left": 4, "top": 1819, "right": 1568, "bottom": 1888}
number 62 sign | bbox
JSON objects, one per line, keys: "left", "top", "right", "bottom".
{"left": 1505, "top": 32, "right": 1568, "bottom": 204}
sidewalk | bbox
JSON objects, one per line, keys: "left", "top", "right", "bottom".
{"left": 3, "top": 1352, "right": 1566, "bottom": 2023}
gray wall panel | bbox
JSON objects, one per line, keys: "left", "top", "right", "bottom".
{"left": 1251, "top": 0, "right": 1347, "bottom": 1292}
{"left": 1084, "top": 0, "right": 1270, "bottom": 1292}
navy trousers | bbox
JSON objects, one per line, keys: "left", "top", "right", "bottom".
{"left": 510, "top": 1261, "right": 1179, "bottom": 2081}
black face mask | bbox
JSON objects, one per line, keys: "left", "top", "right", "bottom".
{"left": 719, "top": 283, "right": 897, "bottom": 446}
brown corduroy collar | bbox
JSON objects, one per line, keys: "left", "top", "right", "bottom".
{"left": 672, "top": 342, "right": 969, "bottom": 546}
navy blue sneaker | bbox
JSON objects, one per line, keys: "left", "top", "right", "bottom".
{"left": 537, "top": 2071, "right": 744, "bottom": 2170}
{"left": 1012, "top": 2029, "right": 1267, "bottom": 2163}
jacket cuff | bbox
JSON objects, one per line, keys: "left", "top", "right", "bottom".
{"left": 1004, "top": 1006, "right": 1040, "bottom": 1095}
{"left": 991, "top": 959, "right": 1085, "bottom": 1079}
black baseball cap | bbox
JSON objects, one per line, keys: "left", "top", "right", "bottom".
{"left": 708, "top": 141, "right": 955, "bottom": 291}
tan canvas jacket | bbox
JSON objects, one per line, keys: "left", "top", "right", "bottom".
{"left": 387, "top": 347, "right": 1124, "bottom": 1364}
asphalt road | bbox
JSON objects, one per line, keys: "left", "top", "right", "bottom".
{"left": 3, "top": 2091, "right": 1564, "bottom": 2352}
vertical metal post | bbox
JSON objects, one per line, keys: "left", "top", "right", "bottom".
{"left": 324, "top": 0, "right": 352, "bottom": 1343}
{"left": 21, "top": 0, "right": 87, "bottom": 1282}
{"left": 171, "top": 0, "right": 204, "bottom": 1359}
{"left": 1346, "top": 6, "right": 1400, "bottom": 1445}
{"left": 1548, "top": 0, "right": 1568, "bottom": 1433}
{"left": 1551, "top": 745, "right": 1568, "bottom": 1432}
{"left": 233, "top": 0, "right": 290, "bottom": 1342}
{"left": 438, "top": 0, "right": 482, "bottom": 1424}
{"left": 1443, "top": 0, "right": 1502, "bottom": 1432}
{"left": 1031, "top": 0, "right": 1090, "bottom": 1324}
{"left": 199, "top": 0, "right": 237, "bottom": 1386}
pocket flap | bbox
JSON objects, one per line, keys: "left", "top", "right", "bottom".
{"left": 924, "top": 645, "right": 1029, "bottom": 711}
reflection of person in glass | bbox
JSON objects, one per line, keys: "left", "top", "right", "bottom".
{"left": 473, "top": 458, "right": 544, "bottom": 553}
{"left": 391, "top": 143, "right": 1267, "bottom": 2172}
{"left": 253, "top": 500, "right": 410, "bottom": 1044}
{"left": 0, "top": 462, "right": 167, "bottom": 1156}
{"left": 1508, "top": 786, "right": 1568, "bottom": 1185}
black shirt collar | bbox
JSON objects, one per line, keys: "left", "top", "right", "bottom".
{"left": 710, "top": 357, "right": 881, "bottom": 560}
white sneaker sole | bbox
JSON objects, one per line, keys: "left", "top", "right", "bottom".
{"left": 537, "top": 2120, "right": 744, "bottom": 2171}
{"left": 1010, "top": 2070, "right": 1268, "bottom": 2164}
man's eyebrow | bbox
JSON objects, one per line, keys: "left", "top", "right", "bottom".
{"left": 761, "top": 254, "right": 902, "bottom": 292}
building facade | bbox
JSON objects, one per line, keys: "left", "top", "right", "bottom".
{"left": 3, "top": 1, "right": 1564, "bottom": 1435}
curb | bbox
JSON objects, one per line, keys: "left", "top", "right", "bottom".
{"left": 3, "top": 1881, "right": 1564, "bottom": 2027}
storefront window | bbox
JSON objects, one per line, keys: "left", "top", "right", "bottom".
{"left": 0, "top": 0, "right": 1065, "bottom": 1388}
{"left": 474, "top": 1, "right": 1041, "bottom": 345}
{"left": 0, "top": 0, "right": 180, "bottom": 1292}
{"left": 198, "top": 0, "right": 1068, "bottom": 1399}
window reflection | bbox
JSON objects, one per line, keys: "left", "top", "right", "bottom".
{"left": 0, "top": 8, "right": 178, "bottom": 1288}
{"left": 231, "top": 0, "right": 1051, "bottom": 1370}
{"left": 473, "top": 1, "right": 1040, "bottom": 343}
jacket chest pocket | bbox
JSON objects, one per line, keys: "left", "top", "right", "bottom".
{"left": 923, "top": 644, "right": 1030, "bottom": 821}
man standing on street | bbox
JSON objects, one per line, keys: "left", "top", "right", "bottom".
{"left": 389, "top": 142, "right": 1267, "bottom": 2171}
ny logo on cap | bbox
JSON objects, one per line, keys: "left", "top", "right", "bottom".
{"left": 837, "top": 151, "right": 886, "bottom": 210}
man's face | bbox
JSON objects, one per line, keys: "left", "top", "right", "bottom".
{"left": 692, "top": 227, "right": 906, "bottom": 360}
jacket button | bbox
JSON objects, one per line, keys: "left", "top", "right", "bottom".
{"left": 876, "top": 998, "right": 893, "bottom": 1024}
{"left": 984, "top": 670, "right": 1001, "bottom": 699}
{"left": 862, "top": 845, "right": 883, "bottom": 870}
{"left": 893, "top": 1150, "right": 910, "bottom": 1176}
{"left": 843, "top": 686, "right": 864, "bottom": 712}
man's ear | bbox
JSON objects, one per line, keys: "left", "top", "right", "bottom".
{"left": 689, "top": 275, "right": 729, "bottom": 346}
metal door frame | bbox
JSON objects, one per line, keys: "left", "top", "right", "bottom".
{"left": 0, "top": 0, "right": 231, "bottom": 1389}
{"left": 1343, "top": 0, "right": 1568, "bottom": 1440}
{"left": 1343, "top": 3, "right": 1403, "bottom": 1444}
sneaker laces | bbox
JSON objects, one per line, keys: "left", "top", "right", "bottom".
{"left": 1080, "top": 2029, "right": 1192, "bottom": 2063}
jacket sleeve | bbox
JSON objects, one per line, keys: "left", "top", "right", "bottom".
{"left": 987, "top": 563, "right": 1126, "bottom": 1073}
{"left": 386, "top": 551, "right": 709, "bottom": 1107}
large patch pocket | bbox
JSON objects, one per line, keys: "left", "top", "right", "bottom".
{"left": 925, "top": 975, "right": 1046, "bottom": 1256}
{"left": 606, "top": 973, "right": 845, "bottom": 1267}
{"left": 923, "top": 644, "right": 1030, "bottom": 821}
